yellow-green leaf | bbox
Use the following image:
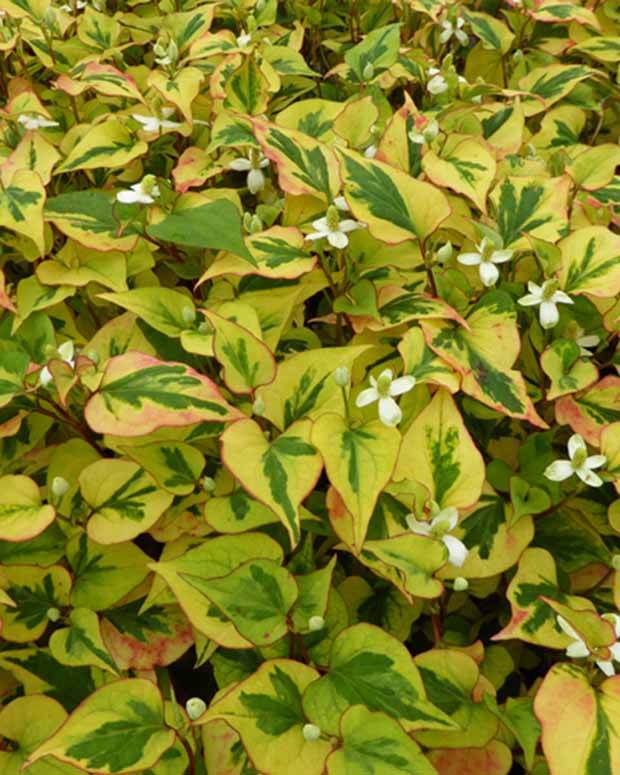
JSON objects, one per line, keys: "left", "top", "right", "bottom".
{"left": 559, "top": 226, "right": 620, "bottom": 298}
{"left": 56, "top": 119, "right": 148, "bottom": 173}
{"left": 0, "top": 475, "right": 55, "bottom": 542}
{"left": 49, "top": 607, "right": 118, "bottom": 674}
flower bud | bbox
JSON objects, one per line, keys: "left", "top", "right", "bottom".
{"left": 51, "top": 476, "right": 69, "bottom": 498}
{"left": 249, "top": 214, "right": 263, "bottom": 234}
{"left": 362, "top": 62, "right": 375, "bottom": 81}
{"left": 47, "top": 607, "right": 61, "bottom": 622}
{"left": 453, "top": 577, "right": 469, "bottom": 592}
{"left": 308, "top": 615, "right": 325, "bottom": 631}
{"left": 197, "top": 321, "right": 211, "bottom": 334}
{"left": 253, "top": 396, "right": 265, "bottom": 416}
{"left": 436, "top": 241, "right": 453, "bottom": 262}
{"left": 302, "top": 723, "right": 321, "bottom": 742}
{"left": 333, "top": 366, "right": 350, "bottom": 387}
{"left": 612, "top": 555, "right": 620, "bottom": 571}
{"left": 43, "top": 6, "right": 58, "bottom": 30}
{"left": 182, "top": 306, "right": 196, "bottom": 325}
{"left": 202, "top": 476, "right": 216, "bottom": 493}
{"left": 185, "top": 697, "right": 207, "bottom": 720}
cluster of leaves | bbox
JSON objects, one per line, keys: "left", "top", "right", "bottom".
{"left": 3, "top": 0, "right": 620, "bottom": 773}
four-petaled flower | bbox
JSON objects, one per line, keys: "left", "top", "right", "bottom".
{"left": 457, "top": 237, "right": 513, "bottom": 287}
{"left": 544, "top": 433, "right": 606, "bottom": 487}
{"left": 40, "top": 341, "right": 75, "bottom": 387}
{"left": 228, "top": 151, "right": 270, "bottom": 194}
{"left": 17, "top": 113, "right": 59, "bottom": 131}
{"left": 439, "top": 17, "right": 468, "bottom": 45}
{"left": 116, "top": 174, "right": 160, "bottom": 205}
{"left": 427, "top": 68, "right": 448, "bottom": 95}
{"left": 518, "top": 279, "right": 573, "bottom": 329}
{"left": 306, "top": 198, "right": 365, "bottom": 249}
{"left": 557, "top": 614, "right": 620, "bottom": 677}
{"left": 355, "top": 369, "right": 416, "bottom": 427}
{"left": 132, "top": 108, "right": 181, "bottom": 134}
{"left": 407, "top": 504, "right": 469, "bottom": 567}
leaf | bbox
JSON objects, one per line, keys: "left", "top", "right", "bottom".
{"left": 395, "top": 389, "right": 484, "bottom": 509}
{"left": 79, "top": 63, "right": 143, "bottom": 101}
{"left": 290, "top": 557, "right": 336, "bottom": 633}
{"left": 44, "top": 190, "right": 140, "bottom": 252}
{"left": 464, "top": 11, "right": 514, "bottom": 53}
{"left": 252, "top": 119, "right": 340, "bottom": 200}
{"left": 0, "top": 170, "right": 46, "bottom": 255}
{"left": 339, "top": 148, "right": 451, "bottom": 243}
{"left": 312, "top": 415, "right": 400, "bottom": 551}
{"left": 534, "top": 664, "right": 620, "bottom": 775}
{"left": 99, "top": 288, "right": 195, "bottom": 338}
{"left": 491, "top": 176, "right": 569, "bottom": 249}
{"left": 358, "top": 533, "right": 447, "bottom": 601}
{"left": 198, "top": 660, "right": 332, "bottom": 775}
{"left": 422, "top": 292, "right": 546, "bottom": 427}
{"left": 344, "top": 23, "right": 401, "bottom": 81}
{"left": 303, "top": 623, "right": 456, "bottom": 735}
{"left": 84, "top": 352, "right": 242, "bottom": 437}
{"left": 120, "top": 441, "right": 205, "bottom": 496}
{"left": 149, "top": 533, "right": 283, "bottom": 646}
{"left": 541, "top": 339, "right": 598, "bottom": 400}
{"left": 37, "top": 242, "right": 127, "bottom": 292}
{"left": 326, "top": 705, "right": 438, "bottom": 775}
{"left": 0, "top": 475, "right": 55, "bottom": 542}
{"left": 428, "top": 741, "right": 512, "bottom": 775}
{"left": 206, "top": 309, "right": 276, "bottom": 394}
{"left": 49, "top": 607, "right": 118, "bottom": 674}
{"left": 224, "top": 56, "right": 270, "bottom": 115}
{"left": 56, "top": 119, "right": 148, "bottom": 173}
{"left": 221, "top": 419, "right": 323, "bottom": 546}
{"left": 27, "top": 679, "right": 175, "bottom": 774}
{"left": 0, "top": 566, "right": 71, "bottom": 643}
{"left": 146, "top": 200, "right": 256, "bottom": 265}
{"left": 559, "top": 226, "right": 620, "bottom": 297}
{"left": 254, "top": 345, "right": 371, "bottom": 430}
{"left": 205, "top": 490, "right": 278, "bottom": 533}
{"left": 148, "top": 68, "right": 203, "bottom": 125}
{"left": 79, "top": 459, "right": 173, "bottom": 544}
{"left": 509, "top": 477, "right": 551, "bottom": 520}
{"left": 555, "top": 376, "right": 620, "bottom": 445}
{"left": 422, "top": 135, "right": 496, "bottom": 212}
{"left": 519, "top": 64, "right": 594, "bottom": 116}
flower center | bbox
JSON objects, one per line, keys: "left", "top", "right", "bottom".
{"left": 376, "top": 373, "right": 392, "bottom": 397}
{"left": 141, "top": 174, "right": 158, "bottom": 196}
{"left": 325, "top": 205, "right": 340, "bottom": 232}
{"left": 541, "top": 279, "right": 559, "bottom": 300}
{"left": 572, "top": 447, "right": 587, "bottom": 469}
{"left": 431, "top": 516, "right": 452, "bottom": 537}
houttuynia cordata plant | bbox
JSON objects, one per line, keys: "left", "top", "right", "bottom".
{"left": 1, "top": 0, "right": 620, "bottom": 773}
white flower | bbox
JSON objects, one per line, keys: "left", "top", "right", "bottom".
{"left": 116, "top": 174, "right": 160, "bottom": 205}
{"left": 518, "top": 279, "right": 573, "bottom": 329}
{"left": 132, "top": 108, "right": 181, "bottom": 133}
{"left": 409, "top": 118, "right": 439, "bottom": 145}
{"left": 51, "top": 476, "right": 70, "bottom": 498}
{"left": 308, "top": 615, "right": 325, "bottom": 631}
{"left": 355, "top": 369, "right": 416, "bottom": 427}
{"left": 557, "top": 614, "right": 620, "bottom": 677}
{"left": 407, "top": 504, "right": 469, "bottom": 568}
{"left": 333, "top": 366, "right": 350, "bottom": 387}
{"left": 427, "top": 68, "right": 448, "bottom": 95}
{"left": 236, "top": 31, "right": 252, "bottom": 47}
{"left": 40, "top": 340, "right": 75, "bottom": 387}
{"left": 306, "top": 199, "right": 365, "bottom": 250}
{"left": 228, "top": 152, "right": 270, "bottom": 194}
{"left": 364, "top": 144, "right": 377, "bottom": 158}
{"left": 302, "top": 723, "right": 321, "bottom": 742}
{"left": 439, "top": 17, "right": 468, "bottom": 46}
{"left": 17, "top": 113, "right": 59, "bottom": 131}
{"left": 457, "top": 237, "right": 513, "bottom": 287}
{"left": 575, "top": 326, "right": 599, "bottom": 357}
{"left": 544, "top": 433, "right": 606, "bottom": 488}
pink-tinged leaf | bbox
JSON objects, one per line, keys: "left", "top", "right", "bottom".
{"left": 555, "top": 376, "right": 620, "bottom": 445}
{"left": 428, "top": 741, "right": 512, "bottom": 775}
{"left": 85, "top": 352, "right": 243, "bottom": 436}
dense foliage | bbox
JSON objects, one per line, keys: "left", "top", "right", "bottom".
{"left": 1, "top": 0, "right": 620, "bottom": 773}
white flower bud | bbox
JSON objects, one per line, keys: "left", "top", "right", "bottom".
{"left": 253, "top": 396, "right": 266, "bottom": 416}
{"left": 612, "top": 555, "right": 620, "bottom": 571}
{"left": 202, "top": 476, "right": 216, "bottom": 492}
{"left": 302, "top": 723, "right": 321, "bottom": 742}
{"left": 362, "top": 62, "right": 375, "bottom": 81}
{"left": 51, "top": 476, "right": 69, "bottom": 498}
{"left": 436, "top": 241, "right": 453, "bottom": 262}
{"left": 46, "top": 607, "right": 61, "bottom": 622}
{"left": 333, "top": 366, "right": 350, "bottom": 387}
{"left": 453, "top": 577, "right": 469, "bottom": 592}
{"left": 308, "top": 615, "right": 325, "bottom": 631}
{"left": 185, "top": 697, "right": 207, "bottom": 720}
{"left": 182, "top": 306, "right": 196, "bottom": 325}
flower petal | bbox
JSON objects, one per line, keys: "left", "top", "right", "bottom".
{"left": 247, "top": 168, "right": 265, "bottom": 194}
{"left": 551, "top": 290, "right": 573, "bottom": 305}
{"left": 457, "top": 252, "right": 482, "bottom": 266}
{"left": 328, "top": 230, "right": 348, "bottom": 249}
{"left": 355, "top": 387, "right": 379, "bottom": 407}
{"left": 557, "top": 615, "right": 581, "bottom": 641}
{"left": 378, "top": 397, "right": 402, "bottom": 427}
{"left": 491, "top": 249, "right": 513, "bottom": 264}
{"left": 527, "top": 281, "right": 542, "bottom": 295}
{"left": 544, "top": 460, "right": 574, "bottom": 481}
{"left": 479, "top": 260, "right": 499, "bottom": 287}
{"left": 333, "top": 196, "right": 349, "bottom": 211}
{"left": 389, "top": 375, "right": 416, "bottom": 396}
{"left": 311, "top": 217, "right": 329, "bottom": 232}
{"left": 406, "top": 515, "right": 432, "bottom": 535}
{"left": 596, "top": 660, "right": 616, "bottom": 677}
{"left": 518, "top": 294, "right": 541, "bottom": 307}
{"left": 339, "top": 219, "right": 363, "bottom": 233}
{"left": 585, "top": 454, "right": 606, "bottom": 470}
{"left": 568, "top": 434, "right": 586, "bottom": 460}
{"left": 539, "top": 301, "right": 559, "bottom": 329}
{"left": 443, "top": 535, "right": 468, "bottom": 568}
{"left": 566, "top": 641, "right": 590, "bottom": 658}
{"left": 576, "top": 467, "right": 603, "bottom": 487}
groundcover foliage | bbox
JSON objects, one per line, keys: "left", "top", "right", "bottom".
{"left": 2, "top": 0, "right": 620, "bottom": 773}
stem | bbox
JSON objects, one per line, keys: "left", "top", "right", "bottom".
{"left": 340, "top": 385, "right": 351, "bottom": 422}
{"left": 178, "top": 735, "right": 196, "bottom": 775}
